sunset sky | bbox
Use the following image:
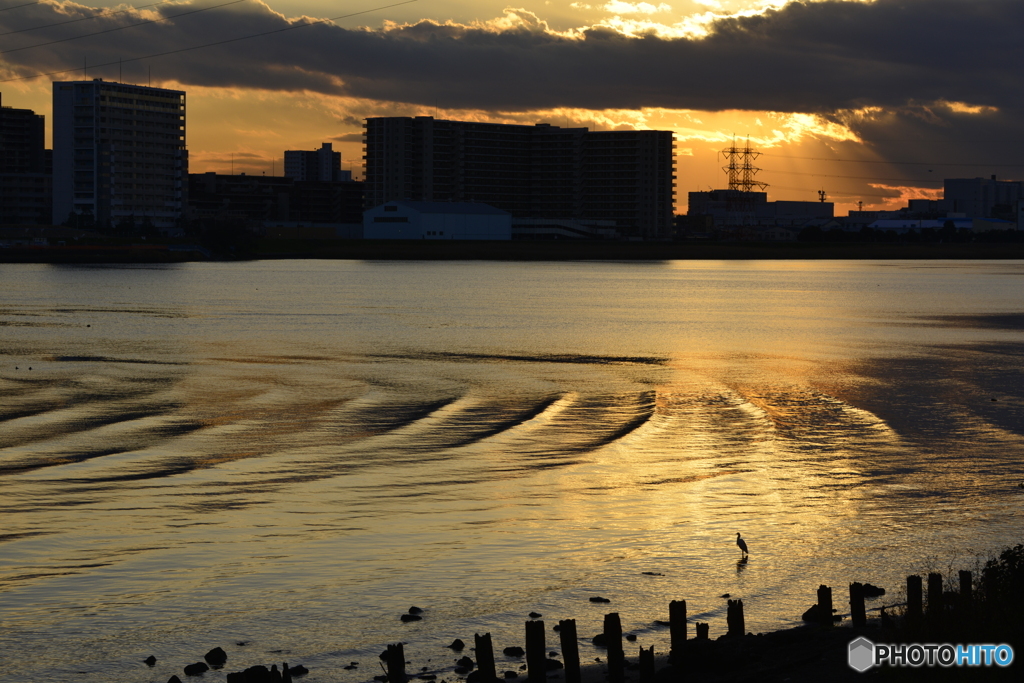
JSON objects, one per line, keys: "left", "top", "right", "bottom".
{"left": 2, "top": 0, "right": 1021, "bottom": 215}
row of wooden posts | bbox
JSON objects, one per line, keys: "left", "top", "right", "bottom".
{"left": 814, "top": 570, "right": 974, "bottom": 628}
{"left": 383, "top": 570, "right": 973, "bottom": 683}
{"left": 384, "top": 599, "right": 736, "bottom": 683}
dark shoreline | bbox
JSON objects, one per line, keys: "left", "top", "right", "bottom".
{"left": 5, "top": 240, "right": 1024, "bottom": 263}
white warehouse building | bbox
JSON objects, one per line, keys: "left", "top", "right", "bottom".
{"left": 364, "top": 200, "right": 511, "bottom": 240}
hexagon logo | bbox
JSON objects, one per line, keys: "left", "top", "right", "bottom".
{"left": 848, "top": 637, "right": 875, "bottom": 672}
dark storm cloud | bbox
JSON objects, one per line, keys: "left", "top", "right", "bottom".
{"left": 1, "top": 0, "right": 1019, "bottom": 114}
{"left": 4, "top": 0, "right": 1024, "bottom": 175}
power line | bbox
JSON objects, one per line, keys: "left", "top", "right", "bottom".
{"left": 761, "top": 152, "right": 1024, "bottom": 167}
{"left": 0, "top": 1, "right": 172, "bottom": 37}
{"left": 1, "top": 0, "right": 246, "bottom": 55}
{"left": 0, "top": 1, "right": 39, "bottom": 13}
{"left": 763, "top": 168, "right": 943, "bottom": 184}
{"left": 1, "top": 0, "right": 419, "bottom": 82}
{"left": 768, "top": 183, "right": 933, "bottom": 200}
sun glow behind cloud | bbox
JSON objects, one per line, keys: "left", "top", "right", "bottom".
{"left": 3, "top": 0, "right": 1013, "bottom": 218}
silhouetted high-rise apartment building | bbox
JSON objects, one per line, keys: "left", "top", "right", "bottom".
{"left": 284, "top": 142, "right": 350, "bottom": 182}
{"left": 1, "top": 93, "right": 52, "bottom": 225}
{"left": 363, "top": 117, "right": 675, "bottom": 238}
{"left": 1, "top": 93, "right": 46, "bottom": 174}
{"left": 52, "top": 79, "right": 187, "bottom": 229}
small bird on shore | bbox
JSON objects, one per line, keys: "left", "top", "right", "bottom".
{"left": 736, "top": 532, "right": 748, "bottom": 556}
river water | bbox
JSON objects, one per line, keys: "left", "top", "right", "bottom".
{"left": 1, "top": 259, "right": 1023, "bottom": 682}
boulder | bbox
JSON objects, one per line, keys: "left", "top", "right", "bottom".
{"left": 589, "top": 597, "right": 610, "bottom": 603}
{"left": 401, "top": 614, "right": 422, "bottom": 622}
{"left": 184, "top": 661, "right": 209, "bottom": 676}
{"left": 145, "top": 655, "right": 157, "bottom": 666}
{"left": 226, "top": 664, "right": 271, "bottom": 682}
{"left": 205, "top": 647, "right": 228, "bottom": 666}
{"left": 862, "top": 583, "right": 886, "bottom": 597}
{"left": 801, "top": 604, "right": 841, "bottom": 622}
{"left": 448, "top": 639, "right": 466, "bottom": 651}
{"left": 456, "top": 656, "right": 475, "bottom": 670}
{"left": 503, "top": 646, "right": 525, "bottom": 657}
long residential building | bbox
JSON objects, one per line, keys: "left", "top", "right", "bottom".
{"left": 53, "top": 79, "right": 187, "bottom": 229}
{"left": 363, "top": 116, "right": 675, "bottom": 238}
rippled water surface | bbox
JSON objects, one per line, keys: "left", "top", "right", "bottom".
{"left": 2, "top": 260, "right": 1024, "bottom": 682}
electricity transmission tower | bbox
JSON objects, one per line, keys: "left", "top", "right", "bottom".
{"left": 721, "top": 137, "right": 769, "bottom": 192}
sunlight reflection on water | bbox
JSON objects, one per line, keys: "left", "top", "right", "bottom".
{"left": 1, "top": 260, "right": 1024, "bottom": 682}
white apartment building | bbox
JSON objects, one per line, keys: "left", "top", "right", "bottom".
{"left": 52, "top": 79, "right": 186, "bottom": 229}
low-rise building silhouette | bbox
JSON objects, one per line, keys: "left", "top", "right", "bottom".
{"left": 364, "top": 200, "right": 511, "bottom": 240}
{"left": 686, "top": 189, "right": 833, "bottom": 235}
{"left": 187, "top": 172, "right": 364, "bottom": 236}
{"left": 944, "top": 176, "right": 1023, "bottom": 221}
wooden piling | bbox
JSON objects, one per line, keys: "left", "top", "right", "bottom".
{"left": 695, "top": 623, "right": 709, "bottom": 640}
{"left": 959, "top": 570, "right": 973, "bottom": 613}
{"left": 849, "top": 582, "right": 866, "bottom": 627}
{"left": 907, "top": 575, "right": 923, "bottom": 624}
{"left": 726, "top": 599, "right": 745, "bottom": 636}
{"left": 558, "top": 619, "right": 581, "bottom": 683}
{"left": 386, "top": 643, "right": 406, "bottom": 683}
{"left": 604, "top": 612, "right": 625, "bottom": 683}
{"left": 669, "top": 600, "right": 687, "bottom": 661}
{"left": 638, "top": 646, "right": 655, "bottom": 683}
{"left": 817, "top": 585, "right": 833, "bottom": 626}
{"left": 475, "top": 633, "right": 497, "bottom": 683}
{"left": 526, "top": 620, "right": 546, "bottom": 683}
{"left": 927, "top": 572, "right": 943, "bottom": 618}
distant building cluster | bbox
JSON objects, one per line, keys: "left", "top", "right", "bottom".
{"left": 1, "top": 81, "right": 1023, "bottom": 243}
{"left": 684, "top": 176, "right": 1023, "bottom": 240}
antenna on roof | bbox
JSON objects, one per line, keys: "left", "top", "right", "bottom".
{"left": 818, "top": 189, "right": 827, "bottom": 203}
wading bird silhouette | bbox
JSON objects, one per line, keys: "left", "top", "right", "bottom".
{"left": 736, "top": 532, "right": 748, "bottom": 557}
